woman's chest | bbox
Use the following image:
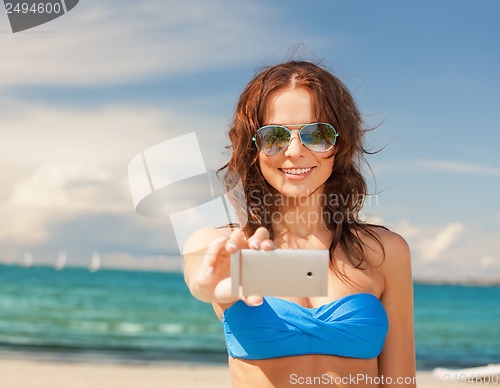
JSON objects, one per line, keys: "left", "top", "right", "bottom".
{"left": 278, "top": 249, "right": 385, "bottom": 308}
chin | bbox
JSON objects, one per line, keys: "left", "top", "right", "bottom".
{"left": 277, "top": 185, "right": 322, "bottom": 199}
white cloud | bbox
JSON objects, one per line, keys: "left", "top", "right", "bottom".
{"left": 417, "top": 222, "right": 465, "bottom": 262}
{"left": 10, "top": 163, "right": 127, "bottom": 212}
{"left": 0, "top": 99, "right": 227, "bottom": 180}
{"left": 480, "top": 255, "right": 494, "bottom": 268}
{"left": 0, "top": 206, "right": 52, "bottom": 244}
{"left": 392, "top": 220, "right": 500, "bottom": 282}
{"left": 0, "top": 1, "right": 311, "bottom": 88}
{"left": 392, "top": 220, "right": 421, "bottom": 239}
{"left": 0, "top": 101, "right": 214, "bottom": 165}
{"left": 373, "top": 159, "right": 500, "bottom": 176}
{"left": 0, "top": 100, "right": 228, "bottom": 252}
{"left": 416, "top": 159, "right": 500, "bottom": 176}
{"left": 362, "top": 214, "right": 385, "bottom": 225}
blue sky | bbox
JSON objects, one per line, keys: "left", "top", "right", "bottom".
{"left": 0, "top": 0, "right": 499, "bottom": 280}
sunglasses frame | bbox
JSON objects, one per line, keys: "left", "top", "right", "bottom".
{"left": 252, "top": 122, "right": 339, "bottom": 156}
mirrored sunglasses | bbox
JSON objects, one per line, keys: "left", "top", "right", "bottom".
{"left": 252, "top": 122, "right": 339, "bottom": 156}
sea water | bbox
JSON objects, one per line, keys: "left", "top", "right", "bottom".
{"left": 0, "top": 265, "right": 498, "bottom": 369}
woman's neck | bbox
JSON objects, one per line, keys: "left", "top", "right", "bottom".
{"left": 271, "top": 192, "right": 329, "bottom": 240}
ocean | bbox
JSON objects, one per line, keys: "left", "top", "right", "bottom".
{"left": 0, "top": 264, "right": 498, "bottom": 369}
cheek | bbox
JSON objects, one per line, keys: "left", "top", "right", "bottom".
{"left": 318, "top": 152, "right": 335, "bottom": 173}
{"left": 325, "top": 160, "right": 334, "bottom": 177}
{"left": 258, "top": 154, "right": 267, "bottom": 172}
{"left": 258, "top": 154, "right": 274, "bottom": 179}
{"left": 259, "top": 153, "right": 282, "bottom": 168}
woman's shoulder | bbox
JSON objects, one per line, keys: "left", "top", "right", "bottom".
{"left": 369, "top": 225, "right": 409, "bottom": 251}
{"left": 363, "top": 225, "right": 411, "bottom": 280}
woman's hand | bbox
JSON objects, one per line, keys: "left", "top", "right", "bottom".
{"left": 187, "top": 227, "right": 274, "bottom": 307}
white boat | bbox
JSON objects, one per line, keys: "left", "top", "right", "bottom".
{"left": 22, "top": 251, "right": 33, "bottom": 268}
{"left": 54, "top": 250, "right": 67, "bottom": 271}
{"left": 433, "top": 364, "right": 500, "bottom": 381}
{"left": 89, "top": 251, "right": 101, "bottom": 272}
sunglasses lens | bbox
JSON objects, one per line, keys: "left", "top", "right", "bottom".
{"left": 256, "top": 126, "right": 291, "bottom": 155}
{"left": 300, "top": 123, "right": 337, "bottom": 152}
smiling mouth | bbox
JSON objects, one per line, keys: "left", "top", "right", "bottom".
{"left": 279, "top": 167, "right": 314, "bottom": 175}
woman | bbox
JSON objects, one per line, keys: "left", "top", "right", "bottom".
{"left": 183, "top": 61, "right": 416, "bottom": 387}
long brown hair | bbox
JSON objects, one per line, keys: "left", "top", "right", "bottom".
{"left": 219, "top": 60, "right": 384, "bottom": 269}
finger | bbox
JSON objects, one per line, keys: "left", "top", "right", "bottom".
{"left": 213, "top": 278, "right": 238, "bottom": 304}
{"left": 247, "top": 227, "right": 270, "bottom": 250}
{"left": 260, "top": 238, "right": 274, "bottom": 250}
{"left": 203, "top": 236, "right": 229, "bottom": 277}
{"left": 243, "top": 295, "right": 263, "bottom": 306}
{"left": 226, "top": 229, "right": 247, "bottom": 253}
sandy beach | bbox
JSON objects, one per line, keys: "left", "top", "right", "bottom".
{"left": 0, "top": 358, "right": 230, "bottom": 388}
{"left": 0, "top": 358, "right": 498, "bottom": 388}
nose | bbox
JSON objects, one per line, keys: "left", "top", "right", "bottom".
{"left": 284, "top": 130, "right": 303, "bottom": 158}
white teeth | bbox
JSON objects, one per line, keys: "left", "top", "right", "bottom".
{"left": 281, "top": 167, "right": 312, "bottom": 175}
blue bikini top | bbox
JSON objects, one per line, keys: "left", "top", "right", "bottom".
{"left": 222, "top": 293, "right": 388, "bottom": 360}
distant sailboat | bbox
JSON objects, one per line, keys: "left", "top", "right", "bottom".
{"left": 89, "top": 251, "right": 101, "bottom": 272}
{"left": 54, "top": 250, "right": 67, "bottom": 271}
{"left": 22, "top": 251, "right": 33, "bottom": 268}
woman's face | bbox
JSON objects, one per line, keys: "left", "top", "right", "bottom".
{"left": 258, "top": 87, "right": 335, "bottom": 200}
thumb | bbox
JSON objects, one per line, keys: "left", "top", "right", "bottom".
{"left": 243, "top": 295, "right": 263, "bottom": 307}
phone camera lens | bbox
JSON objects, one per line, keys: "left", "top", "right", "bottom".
{"left": 307, "top": 272, "right": 313, "bottom": 277}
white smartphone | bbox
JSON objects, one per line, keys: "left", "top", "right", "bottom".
{"left": 230, "top": 249, "right": 329, "bottom": 297}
